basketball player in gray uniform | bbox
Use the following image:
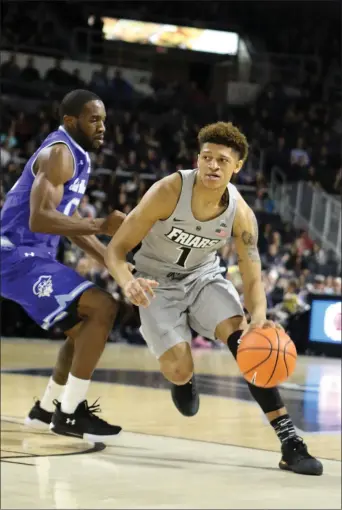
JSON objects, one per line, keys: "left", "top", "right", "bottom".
{"left": 105, "top": 122, "right": 322, "bottom": 475}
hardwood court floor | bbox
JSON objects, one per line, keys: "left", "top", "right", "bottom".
{"left": 1, "top": 339, "right": 341, "bottom": 509}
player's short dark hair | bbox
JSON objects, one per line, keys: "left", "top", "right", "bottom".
{"left": 198, "top": 122, "right": 249, "bottom": 162}
{"left": 59, "top": 89, "right": 101, "bottom": 122}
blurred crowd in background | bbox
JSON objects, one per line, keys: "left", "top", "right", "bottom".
{"left": 1, "top": 0, "right": 341, "bottom": 350}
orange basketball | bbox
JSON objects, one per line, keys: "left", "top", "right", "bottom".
{"left": 236, "top": 327, "right": 297, "bottom": 388}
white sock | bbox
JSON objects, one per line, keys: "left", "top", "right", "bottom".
{"left": 40, "top": 377, "right": 65, "bottom": 412}
{"left": 60, "top": 373, "right": 90, "bottom": 415}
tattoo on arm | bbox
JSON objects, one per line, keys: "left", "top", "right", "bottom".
{"left": 241, "top": 231, "right": 255, "bottom": 245}
{"left": 235, "top": 209, "right": 261, "bottom": 268}
{"left": 241, "top": 228, "right": 260, "bottom": 263}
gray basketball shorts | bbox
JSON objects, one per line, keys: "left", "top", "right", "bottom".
{"left": 136, "top": 267, "right": 244, "bottom": 359}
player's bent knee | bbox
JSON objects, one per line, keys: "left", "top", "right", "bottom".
{"left": 159, "top": 343, "right": 194, "bottom": 385}
{"left": 162, "top": 365, "right": 193, "bottom": 385}
{"left": 215, "top": 315, "right": 247, "bottom": 343}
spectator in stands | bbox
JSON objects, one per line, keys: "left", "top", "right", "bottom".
{"left": 44, "top": 59, "right": 72, "bottom": 89}
{"left": 90, "top": 65, "right": 110, "bottom": 90}
{"left": 20, "top": 57, "right": 41, "bottom": 83}
{"left": 135, "top": 77, "right": 154, "bottom": 97}
{"left": 302, "top": 165, "right": 320, "bottom": 186}
{"left": 70, "top": 69, "right": 86, "bottom": 89}
{"left": 285, "top": 250, "right": 309, "bottom": 275}
{"left": 261, "top": 243, "right": 284, "bottom": 270}
{"left": 79, "top": 195, "right": 97, "bottom": 219}
{"left": 332, "top": 277, "right": 342, "bottom": 295}
{"left": 258, "top": 223, "right": 273, "bottom": 254}
{"left": 0, "top": 141, "right": 12, "bottom": 168}
{"left": 0, "top": 54, "right": 20, "bottom": 80}
{"left": 126, "top": 150, "right": 139, "bottom": 173}
{"left": 35, "top": 122, "right": 51, "bottom": 145}
{"left": 123, "top": 173, "right": 140, "bottom": 203}
{"left": 111, "top": 69, "right": 133, "bottom": 101}
{"left": 265, "top": 136, "right": 290, "bottom": 174}
{"left": 14, "top": 112, "right": 33, "bottom": 145}
{"left": 295, "top": 230, "right": 314, "bottom": 255}
{"left": 2, "top": 161, "right": 20, "bottom": 193}
{"left": 0, "top": 120, "right": 18, "bottom": 150}
{"left": 308, "top": 275, "right": 326, "bottom": 294}
{"left": 270, "top": 279, "right": 309, "bottom": 327}
{"left": 307, "top": 242, "right": 327, "bottom": 272}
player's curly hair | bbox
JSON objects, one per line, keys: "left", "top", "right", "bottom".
{"left": 198, "top": 122, "right": 249, "bottom": 162}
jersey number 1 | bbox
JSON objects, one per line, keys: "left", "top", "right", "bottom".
{"left": 175, "top": 247, "right": 191, "bottom": 268}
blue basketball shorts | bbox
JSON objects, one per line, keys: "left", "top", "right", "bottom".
{"left": 1, "top": 248, "right": 94, "bottom": 330}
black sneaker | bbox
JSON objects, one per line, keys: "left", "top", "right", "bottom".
{"left": 279, "top": 436, "right": 323, "bottom": 475}
{"left": 24, "top": 400, "right": 53, "bottom": 430}
{"left": 171, "top": 376, "right": 199, "bottom": 417}
{"left": 49, "top": 399, "right": 122, "bottom": 444}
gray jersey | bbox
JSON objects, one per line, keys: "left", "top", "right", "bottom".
{"left": 134, "top": 169, "right": 239, "bottom": 278}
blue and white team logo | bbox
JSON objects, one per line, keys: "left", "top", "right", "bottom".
{"left": 33, "top": 275, "right": 54, "bottom": 298}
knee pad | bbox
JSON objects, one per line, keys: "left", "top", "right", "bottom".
{"left": 247, "top": 384, "right": 284, "bottom": 413}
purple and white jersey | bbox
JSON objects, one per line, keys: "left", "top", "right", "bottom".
{"left": 1, "top": 126, "right": 91, "bottom": 258}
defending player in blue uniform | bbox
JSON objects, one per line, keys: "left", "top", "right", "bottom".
{"left": 1, "top": 90, "right": 125, "bottom": 443}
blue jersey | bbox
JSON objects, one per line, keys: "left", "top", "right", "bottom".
{"left": 1, "top": 126, "right": 91, "bottom": 258}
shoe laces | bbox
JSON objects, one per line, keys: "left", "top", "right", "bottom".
{"left": 82, "top": 399, "right": 108, "bottom": 424}
{"left": 286, "top": 436, "right": 312, "bottom": 458}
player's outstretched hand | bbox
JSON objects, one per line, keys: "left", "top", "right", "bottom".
{"left": 123, "top": 278, "right": 159, "bottom": 308}
{"left": 242, "top": 319, "right": 284, "bottom": 338}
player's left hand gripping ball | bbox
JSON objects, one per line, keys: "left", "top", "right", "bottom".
{"left": 242, "top": 319, "right": 283, "bottom": 338}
